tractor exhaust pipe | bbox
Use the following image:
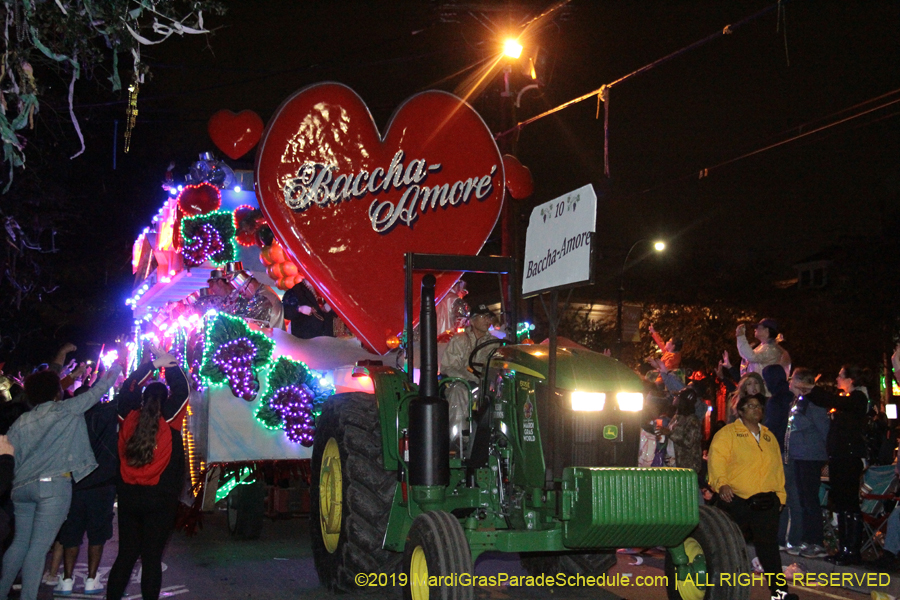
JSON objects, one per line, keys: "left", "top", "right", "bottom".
{"left": 409, "top": 274, "right": 449, "bottom": 489}
{"left": 419, "top": 274, "right": 439, "bottom": 398}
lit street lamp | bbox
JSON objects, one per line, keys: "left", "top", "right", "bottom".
{"left": 615, "top": 239, "right": 666, "bottom": 358}
{"left": 503, "top": 38, "right": 523, "bottom": 59}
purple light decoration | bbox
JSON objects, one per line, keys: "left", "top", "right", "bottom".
{"left": 183, "top": 223, "right": 224, "bottom": 267}
{"left": 212, "top": 337, "right": 258, "bottom": 400}
{"left": 271, "top": 384, "right": 316, "bottom": 446}
{"left": 190, "top": 358, "right": 204, "bottom": 392}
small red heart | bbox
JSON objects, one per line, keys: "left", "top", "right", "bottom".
{"left": 256, "top": 84, "right": 504, "bottom": 353}
{"left": 208, "top": 110, "right": 264, "bottom": 160}
{"left": 502, "top": 154, "right": 534, "bottom": 200}
{"left": 178, "top": 183, "right": 221, "bottom": 216}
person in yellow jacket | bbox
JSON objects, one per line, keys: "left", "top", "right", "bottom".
{"left": 708, "top": 393, "right": 795, "bottom": 600}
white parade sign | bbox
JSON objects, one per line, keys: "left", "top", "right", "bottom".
{"left": 522, "top": 184, "right": 597, "bottom": 297}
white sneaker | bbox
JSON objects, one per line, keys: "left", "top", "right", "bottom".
{"left": 84, "top": 577, "right": 104, "bottom": 595}
{"left": 43, "top": 571, "right": 60, "bottom": 585}
{"left": 786, "top": 543, "right": 808, "bottom": 556}
{"left": 53, "top": 577, "right": 74, "bottom": 596}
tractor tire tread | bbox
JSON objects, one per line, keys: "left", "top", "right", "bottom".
{"left": 664, "top": 504, "right": 750, "bottom": 600}
{"left": 311, "top": 392, "right": 401, "bottom": 593}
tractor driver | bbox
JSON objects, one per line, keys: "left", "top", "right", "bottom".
{"left": 440, "top": 304, "right": 498, "bottom": 448}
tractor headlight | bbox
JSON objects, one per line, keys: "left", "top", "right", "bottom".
{"left": 571, "top": 391, "right": 605, "bottom": 412}
{"left": 616, "top": 392, "right": 644, "bottom": 412}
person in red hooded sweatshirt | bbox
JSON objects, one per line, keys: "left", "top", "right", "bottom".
{"left": 106, "top": 345, "right": 188, "bottom": 600}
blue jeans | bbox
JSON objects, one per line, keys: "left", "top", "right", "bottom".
{"left": 885, "top": 506, "right": 900, "bottom": 555}
{"left": 777, "top": 458, "right": 803, "bottom": 546}
{"left": 0, "top": 478, "right": 72, "bottom": 600}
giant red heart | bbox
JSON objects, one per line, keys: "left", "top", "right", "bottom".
{"left": 208, "top": 110, "right": 264, "bottom": 160}
{"left": 256, "top": 83, "right": 504, "bottom": 354}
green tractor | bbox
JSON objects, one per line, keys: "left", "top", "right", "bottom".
{"left": 310, "top": 258, "right": 748, "bottom": 600}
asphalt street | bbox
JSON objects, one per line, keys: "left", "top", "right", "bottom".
{"left": 30, "top": 507, "right": 873, "bottom": 600}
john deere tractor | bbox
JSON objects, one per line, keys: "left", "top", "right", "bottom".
{"left": 311, "top": 256, "right": 748, "bottom": 600}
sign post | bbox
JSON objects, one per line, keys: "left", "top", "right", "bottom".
{"left": 522, "top": 184, "right": 597, "bottom": 298}
{"left": 522, "top": 184, "right": 598, "bottom": 405}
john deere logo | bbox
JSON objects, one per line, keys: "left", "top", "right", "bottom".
{"left": 603, "top": 425, "right": 618, "bottom": 440}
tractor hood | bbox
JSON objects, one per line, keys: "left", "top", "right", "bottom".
{"left": 490, "top": 345, "right": 643, "bottom": 394}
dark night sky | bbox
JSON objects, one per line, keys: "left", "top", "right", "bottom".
{"left": 36, "top": 0, "right": 900, "bottom": 349}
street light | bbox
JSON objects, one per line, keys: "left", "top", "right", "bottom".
{"left": 615, "top": 239, "right": 666, "bottom": 358}
{"left": 503, "top": 39, "right": 523, "bottom": 59}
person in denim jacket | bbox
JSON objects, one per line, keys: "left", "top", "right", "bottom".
{"left": 784, "top": 368, "right": 830, "bottom": 558}
{"left": 0, "top": 343, "right": 123, "bottom": 600}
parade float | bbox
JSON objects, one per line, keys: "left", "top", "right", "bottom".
{"left": 126, "top": 86, "right": 528, "bottom": 537}
{"left": 128, "top": 157, "right": 396, "bottom": 539}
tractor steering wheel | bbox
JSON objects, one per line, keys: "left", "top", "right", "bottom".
{"left": 467, "top": 337, "right": 508, "bottom": 380}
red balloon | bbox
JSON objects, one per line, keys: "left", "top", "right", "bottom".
{"left": 208, "top": 110, "right": 264, "bottom": 160}
{"left": 502, "top": 154, "right": 534, "bottom": 200}
{"left": 178, "top": 183, "right": 221, "bottom": 216}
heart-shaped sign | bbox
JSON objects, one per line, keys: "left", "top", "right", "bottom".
{"left": 208, "top": 109, "right": 264, "bottom": 160}
{"left": 256, "top": 83, "right": 504, "bottom": 354}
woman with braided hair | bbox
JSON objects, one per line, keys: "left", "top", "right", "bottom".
{"left": 106, "top": 345, "right": 189, "bottom": 600}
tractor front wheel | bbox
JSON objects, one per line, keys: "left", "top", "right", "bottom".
{"left": 310, "top": 392, "right": 401, "bottom": 591}
{"left": 403, "top": 511, "right": 473, "bottom": 600}
{"left": 665, "top": 504, "right": 750, "bottom": 600}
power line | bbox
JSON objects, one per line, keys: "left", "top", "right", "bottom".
{"left": 495, "top": 2, "right": 781, "bottom": 139}
{"left": 628, "top": 90, "right": 900, "bottom": 199}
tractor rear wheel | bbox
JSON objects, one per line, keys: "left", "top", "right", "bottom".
{"left": 664, "top": 504, "right": 750, "bottom": 600}
{"left": 310, "top": 392, "right": 401, "bottom": 592}
{"left": 520, "top": 551, "right": 617, "bottom": 578}
{"left": 403, "top": 511, "right": 473, "bottom": 600}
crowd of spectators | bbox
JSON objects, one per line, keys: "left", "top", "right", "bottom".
{"left": 0, "top": 342, "right": 187, "bottom": 600}
{"left": 641, "top": 319, "right": 899, "bottom": 599}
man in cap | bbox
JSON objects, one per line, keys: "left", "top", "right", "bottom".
{"left": 736, "top": 318, "right": 791, "bottom": 377}
{"left": 440, "top": 304, "right": 497, "bottom": 382}
{"left": 440, "top": 304, "right": 500, "bottom": 447}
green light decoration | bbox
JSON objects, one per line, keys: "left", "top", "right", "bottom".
{"left": 215, "top": 467, "right": 254, "bottom": 503}
{"left": 255, "top": 356, "right": 309, "bottom": 430}
{"left": 172, "top": 328, "right": 188, "bottom": 370}
{"left": 254, "top": 356, "right": 334, "bottom": 446}
{"left": 199, "top": 313, "right": 274, "bottom": 401}
{"left": 517, "top": 321, "right": 536, "bottom": 341}
{"left": 180, "top": 210, "right": 238, "bottom": 267}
